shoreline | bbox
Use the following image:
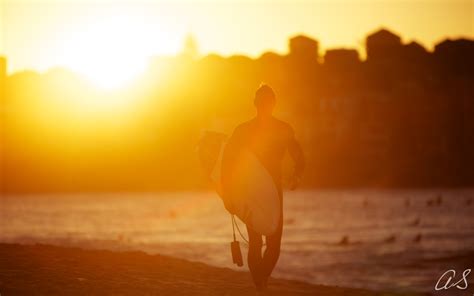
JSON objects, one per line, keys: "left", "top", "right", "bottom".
{"left": 0, "top": 243, "right": 424, "bottom": 295}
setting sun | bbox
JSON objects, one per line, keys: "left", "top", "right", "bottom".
{"left": 57, "top": 15, "right": 150, "bottom": 89}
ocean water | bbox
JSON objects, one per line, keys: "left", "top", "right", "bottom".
{"left": 1, "top": 189, "right": 473, "bottom": 293}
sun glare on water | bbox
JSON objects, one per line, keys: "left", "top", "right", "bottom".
{"left": 59, "top": 16, "right": 152, "bottom": 90}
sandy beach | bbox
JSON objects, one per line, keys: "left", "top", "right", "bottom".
{"left": 0, "top": 243, "right": 425, "bottom": 296}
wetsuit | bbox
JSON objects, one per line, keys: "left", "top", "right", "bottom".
{"left": 224, "top": 116, "right": 304, "bottom": 287}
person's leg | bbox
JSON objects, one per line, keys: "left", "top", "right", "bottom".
{"left": 246, "top": 224, "right": 264, "bottom": 288}
{"left": 262, "top": 186, "right": 284, "bottom": 283}
{"left": 261, "top": 214, "right": 283, "bottom": 280}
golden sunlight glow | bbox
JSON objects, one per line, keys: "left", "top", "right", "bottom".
{"left": 58, "top": 15, "right": 150, "bottom": 90}
{"left": 3, "top": 0, "right": 473, "bottom": 76}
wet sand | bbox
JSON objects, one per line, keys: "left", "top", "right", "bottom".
{"left": 0, "top": 243, "right": 423, "bottom": 295}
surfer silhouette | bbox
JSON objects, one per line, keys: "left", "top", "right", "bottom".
{"left": 222, "top": 84, "right": 305, "bottom": 291}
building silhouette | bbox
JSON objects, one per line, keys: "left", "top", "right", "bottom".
{"left": 324, "top": 49, "right": 360, "bottom": 70}
{"left": 288, "top": 35, "right": 319, "bottom": 62}
{"left": 366, "top": 28, "right": 403, "bottom": 62}
{"left": 1, "top": 29, "right": 474, "bottom": 192}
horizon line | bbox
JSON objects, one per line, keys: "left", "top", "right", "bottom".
{"left": 2, "top": 29, "right": 473, "bottom": 75}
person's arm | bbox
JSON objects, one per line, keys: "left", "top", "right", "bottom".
{"left": 287, "top": 126, "right": 305, "bottom": 189}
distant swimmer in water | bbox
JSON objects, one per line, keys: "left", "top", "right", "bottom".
{"left": 409, "top": 217, "right": 420, "bottom": 227}
{"left": 413, "top": 233, "right": 422, "bottom": 243}
{"left": 336, "top": 235, "right": 361, "bottom": 246}
{"left": 435, "top": 194, "right": 443, "bottom": 206}
{"left": 363, "top": 198, "right": 369, "bottom": 207}
{"left": 338, "top": 235, "right": 350, "bottom": 246}
{"left": 384, "top": 234, "right": 397, "bottom": 243}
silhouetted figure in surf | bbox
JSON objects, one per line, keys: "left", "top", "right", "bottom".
{"left": 224, "top": 84, "right": 304, "bottom": 291}
{"left": 413, "top": 233, "right": 422, "bottom": 243}
{"left": 338, "top": 235, "right": 350, "bottom": 246}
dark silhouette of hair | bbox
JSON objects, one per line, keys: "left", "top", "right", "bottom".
{"left": 254, "top": 84, "right": 275, "bottom": 110}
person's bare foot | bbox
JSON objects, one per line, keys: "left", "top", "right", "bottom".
{"left": 255, "top": 282, "right": 266, "bottom": 293}
{"left": 255, "top": 280, "right": 269, "bottom": 295}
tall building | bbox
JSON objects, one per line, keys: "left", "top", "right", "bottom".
{"left": 288, "top": 35, "right": 319, "bottom": 61}
{"left": 324, "top": 49, "right": 360, "bottom": 69}
{"left": 366, "top": 28, "right": 402, "bottom": 62}
{"left": 434, "top": 39, "right": 474, "bottom": 76}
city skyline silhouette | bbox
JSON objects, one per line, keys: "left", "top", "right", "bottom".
{"left": 1, "top": 28, "right": 473, "bottom": 193}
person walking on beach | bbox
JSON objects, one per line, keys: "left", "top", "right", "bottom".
{"left": 223, "top": 84, "right": 305, "bottom": 291}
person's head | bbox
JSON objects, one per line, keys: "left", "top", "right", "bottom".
{"left": 254, "top": 84, "right": 276, "bottom": 117}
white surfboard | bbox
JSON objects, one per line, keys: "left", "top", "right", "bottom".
{"left": 208, "top": 141, "right": 281, "bottom": 236}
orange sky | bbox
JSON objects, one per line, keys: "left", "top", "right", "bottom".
{"left": 1, "top": 0, "right": 473, "bottom": 74}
